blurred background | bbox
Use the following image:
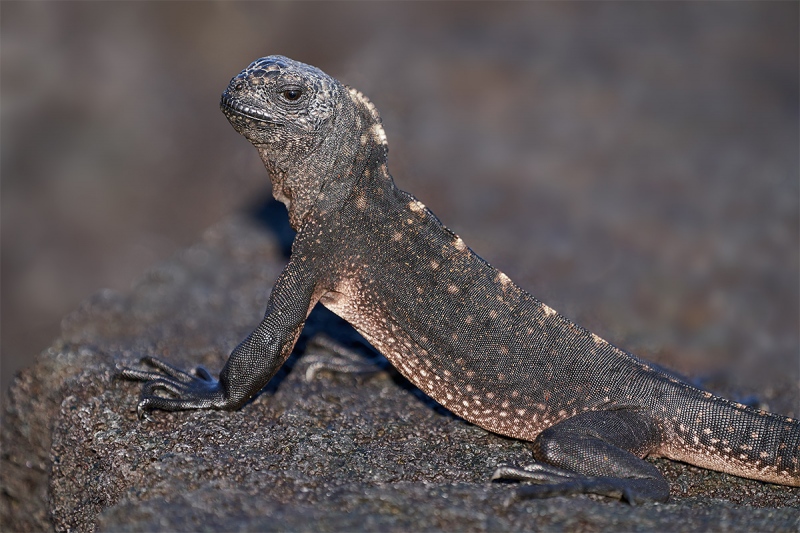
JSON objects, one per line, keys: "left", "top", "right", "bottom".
{"left": 2, "top": 3, "right": 798, "bottom": 409}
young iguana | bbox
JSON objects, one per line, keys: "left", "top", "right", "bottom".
{"left": 121, "top": 56, "right": 799, "bottom": 503}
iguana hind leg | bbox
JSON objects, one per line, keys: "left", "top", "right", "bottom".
{"left": 493, "top": 410, "right": 669, "bottom": 504}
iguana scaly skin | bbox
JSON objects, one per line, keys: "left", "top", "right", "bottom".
{"left": 121, "top": 56, "right": 800, "bottom": 503}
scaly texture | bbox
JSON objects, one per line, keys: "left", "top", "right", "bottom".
{"left": 121, "top": 56, "right": 800, "bottom": 503}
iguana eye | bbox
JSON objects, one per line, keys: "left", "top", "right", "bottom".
{"left": 281, "top": 89, "right": 303, "bottom": 101}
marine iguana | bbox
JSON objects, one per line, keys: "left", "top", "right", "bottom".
{"left": 121, "top": 56, "right": 800, "bottom": 503}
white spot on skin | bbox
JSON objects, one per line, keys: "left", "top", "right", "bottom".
{"left": 541, "top": 304, "right": 557, "bottom": 317}
{"left": 392, "top": 232, "right": 403, "bottom": 242}
{"left": 448, "top": 284, "right": 459, "bottom": 294}
{"left": 372, "top": 123, "right": 388, "bottom": 145}
{"left": 408, "top": 200, "right": 426, "bottom": 214}
{"left": 496, "top": 272, "right": 512, "bottom": 287}
{"left": 453, "top": 236, "right": 467, "bottom": 252}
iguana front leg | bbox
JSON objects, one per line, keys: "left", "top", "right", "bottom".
{"left": 120, "top": 258, "right": 320, "bottom": 418}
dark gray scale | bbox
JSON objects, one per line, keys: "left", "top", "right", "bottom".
{"left": 121, "top": 55, "right": 800, "bottom": 504}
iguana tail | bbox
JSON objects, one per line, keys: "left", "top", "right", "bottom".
{"left": 659, "top": 385, "right": 800, "bottom": 486}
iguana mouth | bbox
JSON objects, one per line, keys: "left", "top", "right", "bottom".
{"left": 220, "top": 93, "right": 275, "bottom": 124}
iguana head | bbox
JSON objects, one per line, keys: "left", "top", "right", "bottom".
{"left": 220, "top": 55, "right": 341, "bottom": 147}
{"left": 221, "top": 55, "right": 388, "bottom": 229}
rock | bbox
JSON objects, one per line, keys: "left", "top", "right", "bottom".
{"left": 2, "top": 209, "right": 798, "bottom": 532}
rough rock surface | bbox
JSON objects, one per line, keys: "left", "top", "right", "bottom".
{"left": 2, "top": 204, "right": 799, "bottom": 532}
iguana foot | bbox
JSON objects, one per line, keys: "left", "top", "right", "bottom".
{"left": 303, "top": 335, "right": 387, "bottom": 381}
{"left": 492, "top": 463, "right": 668, "bottom": 505}
{"left": 119, "top": 357, "right": 229, "bottom": 418}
